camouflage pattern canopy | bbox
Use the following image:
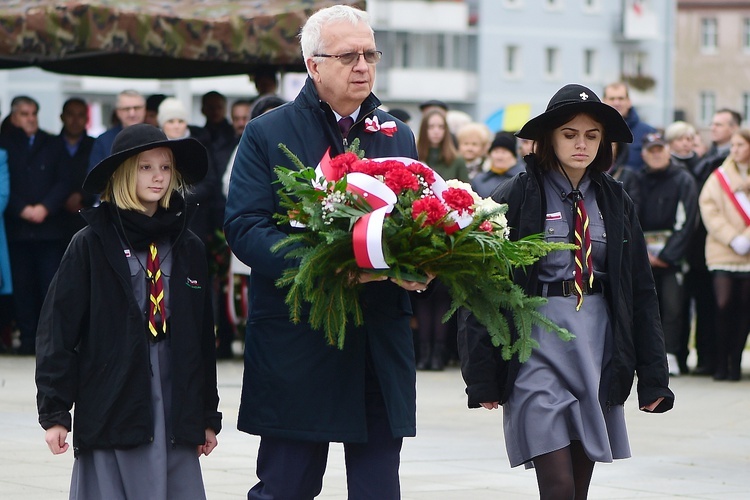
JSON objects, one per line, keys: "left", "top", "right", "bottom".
{"left": 0, "top": 0, "right": 365, "bottom": 78}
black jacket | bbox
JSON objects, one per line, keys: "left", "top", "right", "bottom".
{"left": 224, "top": 77, "right": 419, "bottom": 442}
{"left": 36, "top": 201, "right": 221, "bottom": 452}
{"left": 636, "top": 162, "right": 698, "bottom": 268}
{"left": 56, "top": 131, "right": 95, "bottom": 241}
{"left": 0, "top": 126, "right": 71, "bottom": 242}
{"left": 458, "top": 155, "right": 674, "bottom": 413}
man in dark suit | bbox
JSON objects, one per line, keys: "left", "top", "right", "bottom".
{"left": 57, "top": 98, "right": 95, "bottom": 242}
{"left": 0, "top": 96, "right": 70, "bottom": 355}
{"left": 224, "top": 5, "right": 425, "bottom": 499}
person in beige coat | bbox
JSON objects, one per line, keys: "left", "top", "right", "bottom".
{"left": 699, "top": 128, "right": 750, "bottom": 381}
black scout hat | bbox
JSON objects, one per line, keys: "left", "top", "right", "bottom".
{"left": 83, "top": 124, "right": 208, "bottom": 194}
{"left": 419, "top": 99, "right": 448, "bottom": 112}
{"left": 516, "top": 84, "right": 633, "bottom": 143}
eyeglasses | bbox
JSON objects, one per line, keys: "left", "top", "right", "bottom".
{"left": 313, "top": 50, "right": 383, "bottom": 65}
{"left": 117, "top": 105, "right": 145, "bottom": 113}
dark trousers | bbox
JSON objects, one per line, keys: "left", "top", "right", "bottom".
{"left": 653, "top": 268, "right": 686, "bottom": 356}
{"left": 712, "top": 272, "right": 750, "bottom": 379}
{"left": 413, "top": 280, "right": 453, "bottom": 369}
{"left": 9, "top": 240, "right": 64, "bottom": 352}
{"left": 681, "top": 267, "right": 716, "bottom": 370}
{"left": 248, "top": 391, "right": 402, "bottom": 500}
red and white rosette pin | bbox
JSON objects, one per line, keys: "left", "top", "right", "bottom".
{"left": 364, "top": 116, "right": 398, "bottom": 137}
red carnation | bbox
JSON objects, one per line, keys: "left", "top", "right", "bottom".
{"left": 350, "top": 159, "right": 388, "bottom": 177}
{"left": 479, "top": 220, "right": 493, "bottom": 232}
{"left": 407, "top": 163, "right": 436, "bottom": 185}
{"left": 412, "top": 196, "right": 448, "bottom": 226}
{"left": 384, "top": 168, "right": 419, "bottom": 193}
{"left": 329, "top": 152, "right": 359, "bottom": 179}
{"left": 442, "top": 187, "right": 475, "bottom": 215}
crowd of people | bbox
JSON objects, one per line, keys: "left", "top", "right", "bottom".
{"left": 410, "top": 84, "right": 750, "bottom": 384}
{"left": 0, "top": 78, "right": 280, "bottom": 357}
{"left": 0, "top": 3, "right": 744, "bottom": 498}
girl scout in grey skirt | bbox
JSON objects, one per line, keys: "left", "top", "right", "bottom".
{"left": 459, "top": 84, "right": 674, "bottom": 499}
{"left": 36, "top": 124, "right": 221, "bottom": 499}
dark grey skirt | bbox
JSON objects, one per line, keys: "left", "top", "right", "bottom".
{"left": 502, "top": 293, "right": 631, "bottom": 468}
{"left": 69, "top": 342, "right": 207, "bottom": 499}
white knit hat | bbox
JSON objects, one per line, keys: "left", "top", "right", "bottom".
{"left": 157, "top": 97, "right": 188, "bottom": 126}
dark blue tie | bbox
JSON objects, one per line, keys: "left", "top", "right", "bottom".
{"left": 338, "top": 116, "right": 354, "bottom": 137}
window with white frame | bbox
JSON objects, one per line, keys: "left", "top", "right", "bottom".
{"left": 545, "top": 47, "right": 560, "bottom": 79}
{"left": 505, "top": 45, "right": 521, "bottom": 78}
{"left": 743, "top": 93, "right": 750, "bottom": 124}
{"left": 385, "top": 32, "right": 475, "bottom": 71}
{"left": 583, "top": 0, "right": 600, "bottom": 12}
{"left": 699, "top": 91, "right": 716, "bottom": 126}
{"left": 701, "top": 18, "right": 718, "bottom": 53}
{"left": 743, "top": 18, "right": 750, "bottom": 52}
{"left": 583, "top": 49, "right": 597, "bottom": 78}
{"left": 621, "top": 50, "right": 647, "bottom": 77}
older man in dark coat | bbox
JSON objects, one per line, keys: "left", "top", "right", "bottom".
{"left": 224, "top": 5, "right": 422, "bottom": 499}
{"left": 0, "top": 96, "right": 70, "bottom": 355}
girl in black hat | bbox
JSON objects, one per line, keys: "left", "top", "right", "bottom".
{"left": 35, "top": 124, "right": 222, "bottom": 499}
{"left": 459, "top": 84, "right": 674, "bottom": 498}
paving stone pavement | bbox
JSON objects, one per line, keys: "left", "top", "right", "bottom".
{"left": 2, "top": 351, "right": 749, "bottom": 499}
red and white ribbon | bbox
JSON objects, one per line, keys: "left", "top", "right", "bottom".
{"left": 364, "top": 116, "right": 398, "bottom": 137}
{"left": 715, "top": 167, "right": 750, "bottom": 226}
{"left": 313, "top": 149, "right": 474, "bottom": 269}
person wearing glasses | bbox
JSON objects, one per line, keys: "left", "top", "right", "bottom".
{"left": 87, "top": 89, "right": 146, "bottom": 174}
{"left": 225, "top": 5, "right": 422, "bottom": 499}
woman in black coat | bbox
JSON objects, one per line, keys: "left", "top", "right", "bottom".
{"left": 458, "top": 84, "right": 674, "bottom": 499}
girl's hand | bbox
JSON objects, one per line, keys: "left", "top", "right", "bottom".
{"left": 391, "top": 272, "right": 436, "bottom": 293}
{"left": 45, "top": 425, "right": 69, "bottom": 455}
{"left": 480, "top": 401, "right": 499, "bottom": 410}
{"left": 197, "top": 428, "right": 218, "bottom": 457}
{"left": 640, "top": 397, "right": 664, "bottom": 412}
{"left": 356, "top": 272, "right": 389, "bottom": 284}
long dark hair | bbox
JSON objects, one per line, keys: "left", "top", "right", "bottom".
{"left": 417, "top": 109, "right": 457, "bottom": 164}
{"left": 533, "top": 111, "right": 613, "bottom": 174}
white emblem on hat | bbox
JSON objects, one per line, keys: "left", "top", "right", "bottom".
{"left": 580, "top": 92, "right": 589, "bottom": 100}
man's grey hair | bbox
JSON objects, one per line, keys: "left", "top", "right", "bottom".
{"left": 300, "top": 5, "right": 372, "bottom": 69}
{"left": 116, "top": 89, "right": 144, "bottom": 106}
{"left": 11, "top": 95, "right": 39, "bottom": 114}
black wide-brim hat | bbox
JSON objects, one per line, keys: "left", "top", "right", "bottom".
{"left": 83, "top": 123, "right": 208, "bottom": 194}
{"left": 516, "top": 84, "right": 633, "bottom": 143}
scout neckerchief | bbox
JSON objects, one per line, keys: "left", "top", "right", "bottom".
{"left": 560, "top": 168, "right": 593, "bottom": 311}
{"left": 146, "top": 242, "right": 167, "bottom": 340}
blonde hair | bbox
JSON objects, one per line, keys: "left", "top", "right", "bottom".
{"left": 665, "top": 121, "right": 696, "bottom": 143}
{"left": 456, "top": 122, "right": 492, "bottom": 147}
{"left": 101, "top": 149, "right": 182, "bottom": 212}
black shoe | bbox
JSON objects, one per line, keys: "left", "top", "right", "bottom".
{"left": 692, "top": 366, "right": 714, "bottom": 376}
{"left": 416, "top": 360, "right": 430, "bottom": 371}
{"left": 713, "top": 370, "right": 728, "bottom": 381}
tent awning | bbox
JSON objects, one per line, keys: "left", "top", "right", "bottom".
{"left": 0, "top": 0, "right": 365, "bottom": 78}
